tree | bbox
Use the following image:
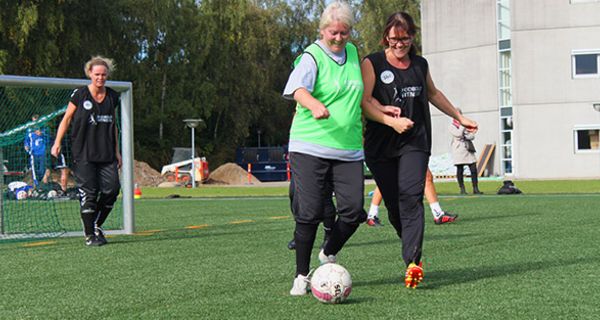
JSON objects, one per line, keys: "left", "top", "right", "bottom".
{"left": 354, "top": 0, "right": 421, "bottom": 57}
{"left": 1, "top": 0, "right": 420, "bottom": 171}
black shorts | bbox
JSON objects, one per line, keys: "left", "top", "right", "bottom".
{"left": 289, "top": 152, "right": 366, "bottom": 225}
{"left": 52, "top": 153, "right": 68, "bottom": 170}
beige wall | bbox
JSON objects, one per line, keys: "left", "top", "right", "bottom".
{"left": 422, "top": 0, "right": 500, "bottom": 174}
{"left": 422, "top": 0, "right": 600, "bottom": 179}
{"left": 511, "top": 0, "right": 600, "bottom": 178}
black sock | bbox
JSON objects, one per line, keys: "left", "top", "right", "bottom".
{"left": 323, "top": 216, "right": 335, "bottom": 241}
{"left": 81, "top": 209, "right": 96, "bottom": 236}
{"left": 95, "top": 205, "right": 114, "bottom": 228}
{"left": 324, "top": 220, "right": 359, "bottom": 256}
{"left": 294, "top": 223, "right": 318, "bottom": 276}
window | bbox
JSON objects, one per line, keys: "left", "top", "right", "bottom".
{"left": 497, "top": 0, "right": 511, "bottom": 40}
{"left": 572, "top": 51, "right": 600, "bottom": 78}
{"left": 574, "top": 127, "right": 600, "bottom": 152}
{"left": 575, "top": 55, "right": 597, "bottom": 74}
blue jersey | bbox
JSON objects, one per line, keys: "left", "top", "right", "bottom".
{"left": 24, "top": 130, "right": 47, "bottom": 156}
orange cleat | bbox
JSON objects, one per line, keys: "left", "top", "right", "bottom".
{"left": 404, "top": 262, "right": 424, "bottom": 289}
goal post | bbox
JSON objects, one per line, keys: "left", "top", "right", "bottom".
{"left": 0, "top": 75, "right": 134, "bottom": 240}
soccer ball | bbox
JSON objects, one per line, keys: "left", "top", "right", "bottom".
{"left": 16, "top": 190, "right": 28, "bottom": 200}
{"left": 47, "top": 190, "right": 58, "bottom": 199}
{"left": 310, "top": 263, "right": 352, "bottom": 304}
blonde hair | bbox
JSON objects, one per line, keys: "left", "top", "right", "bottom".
{"left": 84, "top": 56, "right": 115, "bottom": 78}
{"left": 319, "top": 1, "right": 354, "bottom": 31}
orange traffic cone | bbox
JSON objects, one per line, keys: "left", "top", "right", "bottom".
{"left": 134, "top": 184, "right": 142, "bottom": 199}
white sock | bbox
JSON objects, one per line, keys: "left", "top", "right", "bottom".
{"left": 368, "top": 204, "right": 379, "bottom": 219}
{"left": 430, "top": 202, "right": 444, "bottom": 219}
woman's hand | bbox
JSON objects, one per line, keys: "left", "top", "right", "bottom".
{"left": 381, "top": 105, "right": 401, "bottom": 118}
{"left": 459, "top": 116, "right": 478, "bottom": 133}
{"left": 311, "top": 105, "right": 330, "bottom": 119}
{"left": 116, "top": 152, "right": 122, "bottom": 169}
{"left": 390, "top": 117, "right": 414, "bottom": 134}
{"left": 51, "top": 144, "right": 61, "bottom": 158}
{"left": 293, "top": 88, "right": 330, "bottom": 120}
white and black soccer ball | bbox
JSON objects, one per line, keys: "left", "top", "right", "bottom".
{"left": 310, "top": 263, "right": 352, "bottom": 304}
{"left": 16, "top": 190, "right": 28, "bottom": 200}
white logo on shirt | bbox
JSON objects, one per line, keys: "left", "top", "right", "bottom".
{"left": 83, "top": 100, "right": 93, "bottom": 110}
{"left": 380, "top": 70, "right": 394, "bottom": 84}
{"left": 96, "top": 115, "right": 113, "bottom": 123}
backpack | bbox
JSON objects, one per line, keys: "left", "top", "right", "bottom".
{"left": 497, "top": 180, "right": 522, "bottom": 195}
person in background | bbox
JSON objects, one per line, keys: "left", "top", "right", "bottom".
{"left": 449, "top": 109, "right": 482, "bottom": 195}
{"left": 360, "top": 12, "right": 477, "bottom": 289}
{"left": 24, "top": 114, "right": 48, "bottom": 188}
{"left": 282, "top": 1, "right": 366, "bottom": 296}
{"left": 366, "top": 169, "right": 458, "bottom": 226}
{"left": 52, "top": 56, "right": 122, "bottom": 247}
{"left": 51, "top": 141, "right": 71, "bottom": 195}
{"left": 424, "top": 169, "right": 459, "bottom": 224}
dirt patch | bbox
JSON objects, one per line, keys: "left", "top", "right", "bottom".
{"left": 19, "top": 160, "right": 168, "bottom": 188}
{"left": 134, "top": 160, "right": 164, "bottom": 187}
{"left": 206, "top": 162, "right": 261, "bottom": 185}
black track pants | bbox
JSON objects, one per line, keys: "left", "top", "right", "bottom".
{"left": 366, "top": 151, "right": 429, "bottom": 266}
{"left": 290, "top": 152, "right": 366, "bottom": 276}
{"left": 72, "top": 161, "right": 121, "bottom": 236}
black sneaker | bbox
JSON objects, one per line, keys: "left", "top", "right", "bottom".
{"left": 85, "top": 235, "right": 104, "bottom": 246}
{"left": 287, "top": 239, "right": 296, "bottom": 250}
{"left": 95, "top": 227, "right": 108, "bottom": 245}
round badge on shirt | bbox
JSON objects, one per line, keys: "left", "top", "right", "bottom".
{"left": 380, "top": 70, "right": 394, "bottom": 84}
{"left": 83, "top": 100, "right": 93, "bottom": 110}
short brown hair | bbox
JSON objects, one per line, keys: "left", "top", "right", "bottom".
{"left": 380, "top": 12, "right": 418, "bottom": 56}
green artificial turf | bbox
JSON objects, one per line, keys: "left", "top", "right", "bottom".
{"left": 0, "top": 183, "right": 599, "bottom": 319}
{"left": 139, "top": 178, "right": 600, "bottom": 199}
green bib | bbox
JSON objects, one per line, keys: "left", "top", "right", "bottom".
{"left": 290, "top": 42, "right": 364, "bottom": 150}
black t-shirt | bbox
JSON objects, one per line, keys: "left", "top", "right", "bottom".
{"left": 69, "top": 86, "right": 119, "bottom": 163}
{"left": 364, "top": 52, "right": 432, "bottom": 160}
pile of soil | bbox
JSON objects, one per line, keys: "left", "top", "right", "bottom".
{"left": 206, "top": 162, "right": 261, "bottom": 185}
{"left": 32, "top": 160, "right": 260, "bottom": 187}
{"left": 20, "top": 160, "right": 166, "bottom": 188}
{"left": 140, "top": 161, "right": 261, "bottom": 186}
{"left": 133, "top": 160, "right": 163, "bottom": 187}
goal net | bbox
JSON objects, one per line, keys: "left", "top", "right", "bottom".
{"left": 0, "top": 75, "right": 134, "bottom": 241}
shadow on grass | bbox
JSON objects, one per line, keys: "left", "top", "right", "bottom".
{"left": 342, "top": 296, "right": 377, "bottom": 304}
{"left": 353, "top": 256, "right": 599, "bottom": 289}
{"left": 0, "top": 223, "right": 292, "bottom": 251}
{"left": 422, "top": 232, "right": 480, "bottom": 241}
{"left": 424, "top": 256, "right": 600, "bottom": 289}
{"left": 345, "top": 238, "right": 398, "bottom": 248}
{"left": 348, "top": 232, "right": 479, "bottom": 248}
{"left": 107, "top": 224, "right": 292, "bottom": 246}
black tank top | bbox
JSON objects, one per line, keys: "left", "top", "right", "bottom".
{"left": 69, "top": 86, "right": 119, "bottom": 162}
{"left": 364, "top": 51, "right": 432, "bottom": 160}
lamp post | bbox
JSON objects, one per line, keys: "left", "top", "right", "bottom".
{"left": 183, "top": 119, "right": 203, "bottom": 188}
{"left": 257, "top": 129, "right": 261, "bottom": 148}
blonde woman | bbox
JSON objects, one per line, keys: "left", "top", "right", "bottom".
{"left": 52, "top": 56, "right": 121, "bottom": 246}
{"left": 283, "top": 1, "right": 366, "bottom": 295}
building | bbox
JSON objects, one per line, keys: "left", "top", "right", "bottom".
{"left": 421, "top": 0, "right": 600, "bottom": 179}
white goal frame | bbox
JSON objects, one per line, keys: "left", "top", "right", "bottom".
{"left": 0, "top": 75, "right": 135, "bottom": 236}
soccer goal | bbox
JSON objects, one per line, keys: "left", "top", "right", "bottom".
{"left": 0, "top": 75, "right": 134, "bottom": 241}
